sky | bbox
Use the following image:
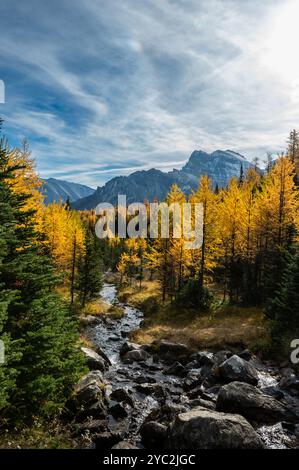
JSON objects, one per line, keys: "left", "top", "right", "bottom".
{"left": 0, "top": 0, "right": 299, "bottom": 188}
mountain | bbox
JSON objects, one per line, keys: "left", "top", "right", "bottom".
{"left": 41, "top": 178, "right": 95, "bottom": 204}
{"left": 73, "top": 149, "right": 255, "bottom": 210}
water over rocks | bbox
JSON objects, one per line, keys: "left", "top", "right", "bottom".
{"left": 72, "top": 282, "right": 299, "bottom": 449}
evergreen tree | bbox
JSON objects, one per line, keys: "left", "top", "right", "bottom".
{"left": 266, "top": 247, "right": 299, "bottom": 351}
{"left": 77, "top": 229, "right": 103, "bottom": 307}
{"left": 0, "top": 140, "right": 85, "bottom": 421}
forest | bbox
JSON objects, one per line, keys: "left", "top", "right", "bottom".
{"left": 0, "top": 115, "right": 298, "bottom": 446}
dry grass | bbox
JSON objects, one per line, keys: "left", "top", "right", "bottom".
{"left": 121, "top": 280, "right": 271, "bottom": 355}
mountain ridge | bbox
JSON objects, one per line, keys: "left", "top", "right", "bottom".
{"left": 41, "top": 178, "right": 95, "bottom": 204}
{"left": 72, "top": 149, "right": 255, "bottom": 210}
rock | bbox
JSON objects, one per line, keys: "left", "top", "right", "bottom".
{"left": 81, "top": 347, "right": 107, "bottom": 372}
{"left": 94, "top": 345, "right": 111, "bottom": 366}
{"left": 75, "top": 371, "right": 105, "bottom": 407}
{"left": 213, "top": 350, "right": 233, "bottom": 365}
{"left": 190, "top": 352, "right": 215, "bottom": 368}
{"left": 140, "top": 421, "right": 167, "bottom": 448}
{"left": 135, "top": 375, "right": 157, "bottom": 384}
{"left": 146, "top": 402, "right": 188, "bottom": 426}
{"left": 93, "top": 431, "right": 122, "bottom": 448}
{"left": 76, "top": 370, "right": 103, "bottom": 389}
{"left": 123, "top": 349, "right": 150, "bottom": 363}
{"left": 164, "top": 362, "right": 187, "bottom": 377}
{"left": 238, "top": 349, "right": 252, "bottom": 361}
{"left": 189, "top": 398, "right": 216, "bottom": 410}
{"left": 78, "top": 401, "right": 107, "bottom": 421}
{"left": 110, "top": 388, "right": 134, "bottom": 407}
{"left": 167, "top": 406, "right": 264, "bottom": 449}
{"left": 183, "top": 372, "right": 202, "bottom": 391}
{"left": 111, "top": 441, "right": 139, "bottom": 449}
{"left": 135, "top": 384, "right": 166, "bottom": 400}
{"left": 216, "top": 381, "right": 298, "bottom": 424}
{"left": 218, "top": 354, "right": 259, "bottom": 385}
{"left": 109, "top": 402, "right": 128, "bottom": 419}
{"left": 151, "top": 340, "right": 191, "bottom": 363}
{"left": 80, "top": 315, "right": 100, "bottom": 326}
{"left": 120, "top": 341, "right": 141, "bottom": 357}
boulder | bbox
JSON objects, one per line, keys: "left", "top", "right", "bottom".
{"left": 110, "top": 388, "right": 134, "bottom": 407}
{"left": 74, "top": 371, "right": 105, "bottom": 407}
{"left": 122, "top": 349, "right": 150, "bottom": 363}
{"left": 216, "top": 381, "right": 298, "bottom": 424}
{"left": 213, "top": 350, "right": 233, "bottom": 365}
{"left": 120, "top": 341, "right": 141, "bottom": 357}
{"left": 109, "top": 402, "right": 128, "bottom": 419}
{"left": 164, "top": 362, "right": 187, "bottom": 377}
{"left": 183, "top": 372, "right": 202, "bottom": 391}
{"left": 167, "top": 406, "right": 264, "bottom": 449}
{"left": 140, "top": 421, "right": 167, "bottom": 448}
{"left": 81, "top": 347, "right": 107, "bottom": 372}
{"left": 217, "top": 355, "right": 259, "bottom": 385}
{"left": 190, "top": 352, "right": 215, "bottom": 368}
{"left": 93, "top": 431, "right": 122, "bottom": 448}
{"left": 151, "top": 340, "right": 191, "bottom": 363}
{"left": 188, "top": 398, "right": 216, "bottom": 410}
{"left": 135, "top": 383, "right": 166, "bottom": 400}
{"left": 94, "top": 345, "right": 111, "bottom": 366}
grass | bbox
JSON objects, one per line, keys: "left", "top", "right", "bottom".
{"left": 120, "top": 280, "right": 271, "bottom": 356}
{"left": 0, "top": 419, "right": 88, "bottom": 449}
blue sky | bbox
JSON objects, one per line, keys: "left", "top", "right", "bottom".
{"left": 0, "top": 0, "right": 299, "bottom": 188}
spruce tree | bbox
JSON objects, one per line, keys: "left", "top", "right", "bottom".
{"left": 77, "top": 229, "right": 103, "bottom": 307}
{"left": 0, "top": 139, "right": 85, "bottom": 421}
{"left": 267, "top": 247, "right": 299, "bottom": 350}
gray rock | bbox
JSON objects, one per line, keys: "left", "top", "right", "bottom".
{"left": 217, "top": 381, "right": 298, "bottom": 424}
{"left": 218, "top": 354, "right": 259, "bottom": 385}
{"left": 140, "top": 421, "right": 167, "bottom": 448}
{"left": 75, "top": 371, "right": 105, "bottom": 407}
{"left": 152, "top": 340, "right": 191, "bottom": 363}
{"left": 164, "top": 362, "right": 187, "bottom": 377}
{"left": 110, "top": 388, "right": 134, "bottom": 407}
{"left": 119, "top": 341, "right": 142, "bottom": 357}
{"left": 167, "top": 406, "right": 264, "bottom": 449}
{"left": 123, "top": 349, "right": 150, "bottom": 363}
{"left": 188, "top": 398, "right": 216, "bottom": 410}
{"left": 81, "top": 347, "right": 107, "bottom": 372}
{"left": 109, "top": 402, "right": 128, "bottom": 419}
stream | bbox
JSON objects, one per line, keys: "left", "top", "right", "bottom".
{"left": 85, "top": 282, "right": 299, "bottom": 449}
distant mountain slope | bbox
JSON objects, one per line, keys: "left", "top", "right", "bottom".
{"left": 41, "top": 178, "right": 95, "bottom": 204}
{"left": 73, "top": 149, "right": 255, "bottom": 210}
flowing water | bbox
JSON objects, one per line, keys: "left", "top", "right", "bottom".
{"left": 86, "top": 282, "right": 298, "bottom": 449}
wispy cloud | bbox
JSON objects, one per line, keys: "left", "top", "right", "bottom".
{"left": 0, "top": 0, "right": 298, "bottom": 186}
